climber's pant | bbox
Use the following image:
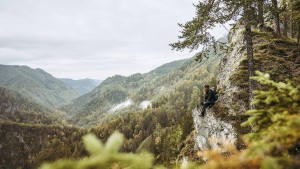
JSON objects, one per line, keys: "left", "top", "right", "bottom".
{"left": 200, "top": 101, "right": 214, "bottom": 116}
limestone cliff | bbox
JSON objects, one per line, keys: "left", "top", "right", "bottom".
{"left": 192, "top": 25, "right": 300, "bottom": 151}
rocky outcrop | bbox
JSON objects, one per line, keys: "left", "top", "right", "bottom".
{"left": 218, "top": 27, "right": 248, "bottom": 115}
{"left": 192, "top": 24, "right": 300, "bottom": 152}
{"left": 192, "top": 107, "right": 237, "bottom": 151}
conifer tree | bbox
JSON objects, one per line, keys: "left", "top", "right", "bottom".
{"left": 281, "top": 0, "right": 289, "bottom": 36}
{"left": 242, "top": 71, "right": 300, "bottom": 157}
{"left": 257, "top": 0, "right": 265, "bottom": 29}
{"left": 170, "top": 0, "right": 257, "bottom": 109}
{"left": 271, "top": 0, "right": 281, "bottom": 36}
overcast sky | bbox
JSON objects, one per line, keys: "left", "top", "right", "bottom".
{"left": 0, "top": 0, "right": 228, "bottom": 80}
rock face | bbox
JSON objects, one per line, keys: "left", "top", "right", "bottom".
{"left": 192, "top": 107, "right": 237, "bottom": 150}
{"left": 218, "top": 27, "right": 248, "bottom": 115}
{"left": 192, "top": 26, "right": 248, "bottom": 151}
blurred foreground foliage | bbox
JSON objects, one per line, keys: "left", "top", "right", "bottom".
{"left": 40, "top": 132, "right": 198, "bottom": 169}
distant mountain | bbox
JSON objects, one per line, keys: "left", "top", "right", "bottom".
{"left": 92, "top": 79, "right": 103, "bottom": 84}
{"left": 59, "top": 78, "right": 102, "bottom": 95}
{"left": 0, "top": 65, "right": 78, "bottom": 108}
{"left": 0, "top": 86, "right": 59, "bottom": 124}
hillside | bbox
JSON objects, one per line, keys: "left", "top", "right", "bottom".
{"left": 0, "top": 86, "right": 59, "bottom": 125}
{"left": 0, "top": 122, "right": 86, "bottom": 169}
{"left": 0, "top": 65, "right": 78, "bottom": 108}
{"left": 59, "top": 78, "right": 102, "bottom": 95}
{"left": 62, "top": 58, "right": 196, "bottom": 127}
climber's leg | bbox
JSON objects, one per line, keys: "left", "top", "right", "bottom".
{"left": 200, "top": 104, "right": 208, "bottom": 117}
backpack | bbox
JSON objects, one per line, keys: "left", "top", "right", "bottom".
{"left": 210, "top": 88, "right": 218, "bottom": 102}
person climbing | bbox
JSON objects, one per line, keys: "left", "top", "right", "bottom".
{"left": 199, "top": 85, "right": 217, "bottom": 117}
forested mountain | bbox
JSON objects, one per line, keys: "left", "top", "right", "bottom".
{"left": 59, "top": 78, "right": 102, "bottom": 95}
{"left": 62, "top": 55, "right": 221, "bottom": 127}
{"left": 0, "top": 86, "right": 59, "bottom": 125}
{"left": 61, "top": 58, "right": 194, "bottom": 126}
{"left": 0, "top": 65, "right": 78, "bottom": 108}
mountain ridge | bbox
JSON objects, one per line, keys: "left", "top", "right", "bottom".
{"left": 0, "top": 86, "right": 59, "bottom": 125}
{"left": 0, "top": 64, "right": 78, "bottom": 108}
{"left": 59, "top": 78, "right": 102, "bottom": 95}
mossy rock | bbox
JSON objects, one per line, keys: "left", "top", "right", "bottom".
{"left": 272, "top": 38, "right": 298, "bottom": 47}
{"left": 229, "top": 70, "right": 249, "bottom": 88}
{"left": 269, "top": 48, "right": 288, "bottom": 57}
{"left": 258, "top": 44, "right": 276, "bottom": 51}
{"left": 252, "top": 29, "right": 273, "bottom": 39}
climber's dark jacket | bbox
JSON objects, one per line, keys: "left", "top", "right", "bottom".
{"left": 200, "top": 89, "right": 215, "bottom": 117}
{"left": 203, "top": 89, "right": 215, "bottom": 106}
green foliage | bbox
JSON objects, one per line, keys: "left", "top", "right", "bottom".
{"left": 0, "top": 122, "right": 86, "bottom": 169}
{"left": 0, "top": 86, "right": 60, "bottom": 125}
{"left": 170, "top": 0, "right": 257, "bottom": 62}
{"left": 242, "top": 71, "right": 300, "bottom": 158}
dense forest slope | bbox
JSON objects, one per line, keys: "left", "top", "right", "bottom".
{"left": 59, "top": 78, "right": 102, "bottom": 95}
{"left": 0, "top": 65, "right": 78, "bottom": 108}
{"left": 0, "top": 86, "right": 58, "bottom": 125}
{"left": 0, "top": 122, "right": 86, "bottom": 169}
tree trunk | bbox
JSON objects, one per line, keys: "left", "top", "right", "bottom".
{"left": 283, "top": 15, "right": 288, "bottom": 37}
{"left": 244, "top": 3, "right": 255, "bottom": 110}
{"left": 297, "top": 22, "right": 300, "bottom": 43}
{"left": 257, "top": 0, "right": 264, "bottom": 30}
{"left": 271, "top": 0, "right": 281, "bottom": 37}
{"left": 282, "top": 0, "right": 288, "bottom": 37}
{"left": 290, "top": 17, "right": 294, "bottom": 38}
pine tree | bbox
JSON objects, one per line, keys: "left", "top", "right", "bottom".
{"left": 169, "top": 0, "right": 233, "bottom": 62}
{"left": 170, "top": 0, "right": 257, "bottom": 109}
{"left": 242, "top": 71, "right": 300, "bottom": 157}
{"left": 271, "top": 0, "right": 281, "bottom": 36}
{"left": 243, "top": 0, "right": 255, "bottom": 109}
{"left": 283, "top": 0, "right": 300, "bottom": 42}
{"left": 257, "top": 0, "right": 265, "bottom": 29}
{"left": 281, "top": 0, "right": 289, "bottom": 36}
